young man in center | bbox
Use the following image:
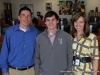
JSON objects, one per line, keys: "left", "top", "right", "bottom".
{"left": 34, "top": 11, "right": 73, "bottom": 75}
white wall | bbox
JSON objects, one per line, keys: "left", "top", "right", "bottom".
{"left": 9, "top": 0, "right": 100, "bottom": 24}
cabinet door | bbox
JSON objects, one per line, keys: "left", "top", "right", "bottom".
{"left": 0, "top": 68, "right": 2, "bottom": 75}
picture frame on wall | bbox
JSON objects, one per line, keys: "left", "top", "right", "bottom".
{"left": 37, "top": 12, "right": 41, "bottom": 16}
{"left": 59, "top": 1, "right": 74, "bottom": 15}
{"left": 20, "top": 4, "right": 34, "bottom": 15}
{"left": 46, "top": 3, "right": 52, "bottom": 11}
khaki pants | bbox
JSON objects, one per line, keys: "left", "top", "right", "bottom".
{"left": 9, "top": 67, "right": 35, "bottom": 75}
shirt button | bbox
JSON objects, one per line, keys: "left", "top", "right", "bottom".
{"left": 24, "top": 45, "right": 25, "bottom": 47}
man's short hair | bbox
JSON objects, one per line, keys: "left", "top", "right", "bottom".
{"left": 18, "top": 6, "right": 32, "bottom": 16}
{"left": 44, "top": 11, "right": 59, "bottom": 21}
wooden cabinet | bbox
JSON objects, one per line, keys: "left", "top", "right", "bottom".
{"left": 0, "top": 69, "right": 2, "bottom": 75}
{"left": 1, "top": 19, "right": 9, "bottom": 26}
{"left": 0, "top": 35, "right": 4, "bottom": 50}
{"left": 89, "top": 12, "right": 100, "bottom": 17}
{"left": 89, "top": 12, "right": 100, "bottom": 22}
{"left": 37, "top": 20, "right": 45, "bottom": 27}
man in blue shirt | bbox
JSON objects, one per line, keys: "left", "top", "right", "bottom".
{"left": 0, "top": 6, "right": 39, "bottom": 75}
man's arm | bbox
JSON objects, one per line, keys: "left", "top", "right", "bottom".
{"left": 0, "top": 33, "right": 9, "bottom": 74}
{"left": 34, "top": 38, "right": 41, "bottom": 75}
{"left": 66, "top": 35, "right": 73, "bottom": 75}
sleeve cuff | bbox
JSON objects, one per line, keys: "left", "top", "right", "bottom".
{"left": 2, "top": 68, "right": 8, "bottom": 74}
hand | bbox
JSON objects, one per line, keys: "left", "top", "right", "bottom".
{"left": 39, "top": 73, "right": 42, "bottom": 75}
{"left": 93, "top": 72, "right": 97, "bottom": 75}
{"left": 3, "top": 73, "right": 9, "bottom": 75}
{"left": 93, "top": 71, "right": 97, "bottom": 75}
{"left": 64, "top": 73, "right": 67, "bottom": 75}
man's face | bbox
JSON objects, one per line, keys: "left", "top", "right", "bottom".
{"left": 45, "top": 15, "right": 59, "bottom": 32}
{"left": 18, "top": 10, "right": 32, "bottom": 27}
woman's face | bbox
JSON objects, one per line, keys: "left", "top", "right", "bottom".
{"left": 74, "top": 16, "right": 85, "bottom": 32}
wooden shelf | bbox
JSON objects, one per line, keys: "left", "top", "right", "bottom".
{"left": 89, "top": 12, "right": 100, "bottom": 17}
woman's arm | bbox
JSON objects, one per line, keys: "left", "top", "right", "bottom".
{"left": 92, "top": 59, "right": 98, "bottom": 75}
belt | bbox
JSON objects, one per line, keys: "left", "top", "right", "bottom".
{"left": 73, "top": 56, "right": 91, "bottom": 63}
{"left": 9, "top": 65, "right": 34, "bottom": 71}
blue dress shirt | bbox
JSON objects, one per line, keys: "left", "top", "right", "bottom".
{"left": 0, "top": 24, "right": 39, "bottom": 74}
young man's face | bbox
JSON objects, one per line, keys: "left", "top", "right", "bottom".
{"left": 45, "top": 15, "right": 59, "bottom": 32}
{"left": 18, "top": 10, "right": 32, "bottom": 27}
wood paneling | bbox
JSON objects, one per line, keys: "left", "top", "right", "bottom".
{"left": 0, "top": 35, "right": 4, "bottom": 50}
